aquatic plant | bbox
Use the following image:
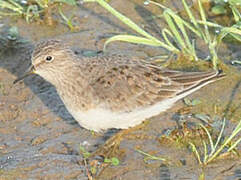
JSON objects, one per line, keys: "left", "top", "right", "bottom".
{"left": 82, "top": 0, "right": 241, "bottom": 70}
{"left": 0, "top": 0, "right": 76, "bottom": 30}
{"left": 189, "top": 118, "right": 241, "bottom": 165}
{"left": 136, "top": 149, "right": 168, "bottom": 163}
{"left": 211, "top": 0, "right": 241, "bottom": 23}
{"left": 104, "top": 157, "right": 120, "bottom": 166}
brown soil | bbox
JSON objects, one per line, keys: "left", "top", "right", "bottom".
{"left": 0, "top": 0, "right": 240, "bottom": 179}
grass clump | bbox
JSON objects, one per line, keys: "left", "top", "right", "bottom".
{"left": 0, "top": 0, "right": 77, "bottom": 30}
{"left": 82, "top": 0, "right": 241, "bottom": 70}
{"left": 189, "top": 118, "right": 241, "bottom": 165}
{"left": 211, "top": 0, "right": 241, "bottom": 23}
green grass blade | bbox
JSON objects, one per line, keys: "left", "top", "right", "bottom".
{"left": 163, "top": 10, "right": 187, "bottom": 51}
{"left": 228, "top": 136, "right": 241, "bottom": 152}
{"left": 26, "top": 5, "right": 33, "bottom": 23}
{"left": 34, "top": 0, "right": 47, "bottom": 8}
{"left": 198, "top": 0, "right": 210, "bottom": 43}
{"left": 0, "top": 11, "right": 19, "bottom": 16}
{"left": 58, "top": 5, "right": 75, "bottom": 31}
{"left": 8, "top": 0, "right": 23, "bottom": 10}
{"left": 181, "top": 20, "right": 203, "bottom": 38}
{"left": 147, "top": 0, "right": 167, "bottom": 9}
{"left": 189, "top": 142, "right": 202, "bottom": 165}
{"left": 199, "top": 172, "right": 205, "bottom": 180}
{"left": 191, "top": 39, "right": 198, "bottom": 61}
{"left": 211, "top": 118, "right": 226, "bottom": 156}
{"left": 54, "top": 0, "right": 76, "bottom": 6}
{"left": 222, "top": 27, "right": 241, "bottom": 36}
{"left": 162, "top": 28, "right": 179, "bottom": 51}
{"left": 230, "top": 120, "right": 241, "bottom": 136}
{"left": 173, "top": 14, "right": 196, "bottom": 58}
{"left": 230, "top": 33, "right": 241, "bottom": 42}
{"left": 182, "top": 0, "right": 206, "bottom": 41}
{"left": 0, "top": 0, "right": 23, "bottom": 14}
{"left": 182, "top": 0, "right": 197, "bottom": 27}
{"left": 163, "top": 8, "right": 201, "bottom": 59}
{"left": 217, "top": 26, "right": 241, "bottom": 42}
{"left": 83, "top": 0, "right": 176, "bottom": 52}
{"left": 230, "top": 5, "right": 241, "bottom": 22}
{"left": 197, "top": 20, "right": 222, "bottom": 28}
{"left": 136, "top": 149, "right": 167, "bottom": 161}
{"left": 217, "top": 31, "right": 228, "bottom": 44}
{"left": 173, "top": 14, "right": 192, "bottom": 49}
{"left": 198, "top": 0, "right": 219, "bottom": 69}
{"left": 200, "top": 124, "right": 214, "bottom": 154}
{"left": 206, "top": 120, "right": 241, "bottom": 164}
{"left": 209, "top": 38, "right": 218, "bottom": 69}
{"left": 104, "top": 35, "right": 167, "bottom": 50}
{"left": 149, "top": 0, "right": 202, "bottom": 37}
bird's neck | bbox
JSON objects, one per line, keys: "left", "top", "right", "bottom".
{"left": 52, "top": 61, "right": 96, "bottom": 111}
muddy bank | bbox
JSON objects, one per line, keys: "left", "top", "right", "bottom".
{"left": 0, "top": 0, "right": 241, "bottom": 179}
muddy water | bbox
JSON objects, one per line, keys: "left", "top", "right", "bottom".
{"left": 0, "top": 0, "right": 241, "bottom": 179}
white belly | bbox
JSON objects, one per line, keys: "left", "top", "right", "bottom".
{"left": 68, "top": 97, "right": 177, "bottom": 132}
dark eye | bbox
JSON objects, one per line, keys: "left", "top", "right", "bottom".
{"left": 45, "top": 56, "right": 53, "bottom": 62}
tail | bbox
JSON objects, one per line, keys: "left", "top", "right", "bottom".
{"left": 175, "top": 70, "right": 225, "bottom": 96}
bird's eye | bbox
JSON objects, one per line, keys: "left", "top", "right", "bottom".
{"left": 45, "top": 56, "right": 53, "bottom": 62}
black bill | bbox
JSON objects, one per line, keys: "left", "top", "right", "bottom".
{"left": 13, "top": 65, "right": 36, "bottom": 84}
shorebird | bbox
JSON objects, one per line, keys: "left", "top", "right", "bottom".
{"left": 14, "top": 39, "right": 225, "bottom": 133}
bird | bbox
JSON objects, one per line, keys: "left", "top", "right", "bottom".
{"left": 14, "top": 39, "right": 225, "bottom": 132}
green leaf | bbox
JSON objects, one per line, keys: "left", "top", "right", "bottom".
{"left": 79, "top": 145, "right": 91, "bottom": 158}
{"left": 183, "top": 98, "right": 201, "bottom": 106}
{"left": 53, "top": 0, "right": 76, "bottom": 5}
{"left": 104, "top": 35, "right": 165, "bottom": 50}
{"left": 191, "top": 99, "right": 201, "bottom": 106}
{"left": 90, "top": 166, "right": 97, "bottom": 174}
{"left": 104, "top": 158, "right": 111, "bottom": 163}
{"left": 211, "top": 5, "right": 227, "bottom": 15}
{"left": 104, "top": 157, "right": 120, "bottom": 166}
{"left": 229, "top": 0, "right": 241, "bottom": 6}
{"left": 83, "top": 0, "right": 177, "bottom": 52}
{"left": 198, "top": 172, "right": 205, "bottom": 180}
{"left": 111, "top": 157, "right": 120, "bottom": 166}
{"left": 183, "top": 98, "right": 192, "bottom": 106}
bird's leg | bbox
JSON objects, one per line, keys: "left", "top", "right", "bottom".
{"left": 91, "top": 122, "right": 148, "bottom": 158}
{"left": 92, "top": 129, "right": 126, "bottom": 158}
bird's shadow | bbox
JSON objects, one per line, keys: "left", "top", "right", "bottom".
{"left": 223, "top": 79, "right": 241, "bottom": 120}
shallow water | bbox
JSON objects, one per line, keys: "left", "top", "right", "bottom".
{"left": 0, "top": 0, "right": 241, "bottom": 179}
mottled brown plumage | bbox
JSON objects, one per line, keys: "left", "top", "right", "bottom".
{"left": 15, "top": 39, "right": 225, "bottom": 132}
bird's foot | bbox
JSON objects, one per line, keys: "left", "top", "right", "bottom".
{"left": 91, "top": 129, "right": 126, "bottom": 158}
{"left": 91, "top": 121, "right": 148, "bottom": 158}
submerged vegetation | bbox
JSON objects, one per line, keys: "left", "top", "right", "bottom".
{"left": 211, "top": 0, "right": 241, "bottom": 23}
{"left": 189, "top": 118, "right": 241, "bottom": 165}
{"left": 0, "top": 0, "right": 77, "bottom": 30}
{"left": 83, "top": 0, "right": 241, "bottom": 69}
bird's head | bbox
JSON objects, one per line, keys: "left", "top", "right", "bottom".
{"left": 14, "top": 39, "right": 75, "bottom": 84}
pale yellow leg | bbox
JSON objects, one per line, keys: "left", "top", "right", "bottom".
{"left": 92, "top": 121, "right": 148, "bottom": 158}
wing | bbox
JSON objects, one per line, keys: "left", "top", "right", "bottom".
{"left": 86, "top": 55, "right": 221, "bottom": 112}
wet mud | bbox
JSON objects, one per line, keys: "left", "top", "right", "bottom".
{"left": 0, "top": 0, "right": 241, "bottom": 179}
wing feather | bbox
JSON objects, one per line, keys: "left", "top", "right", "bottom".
{"left": 85, "top": 56, "right": 223, "bottom": 112}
